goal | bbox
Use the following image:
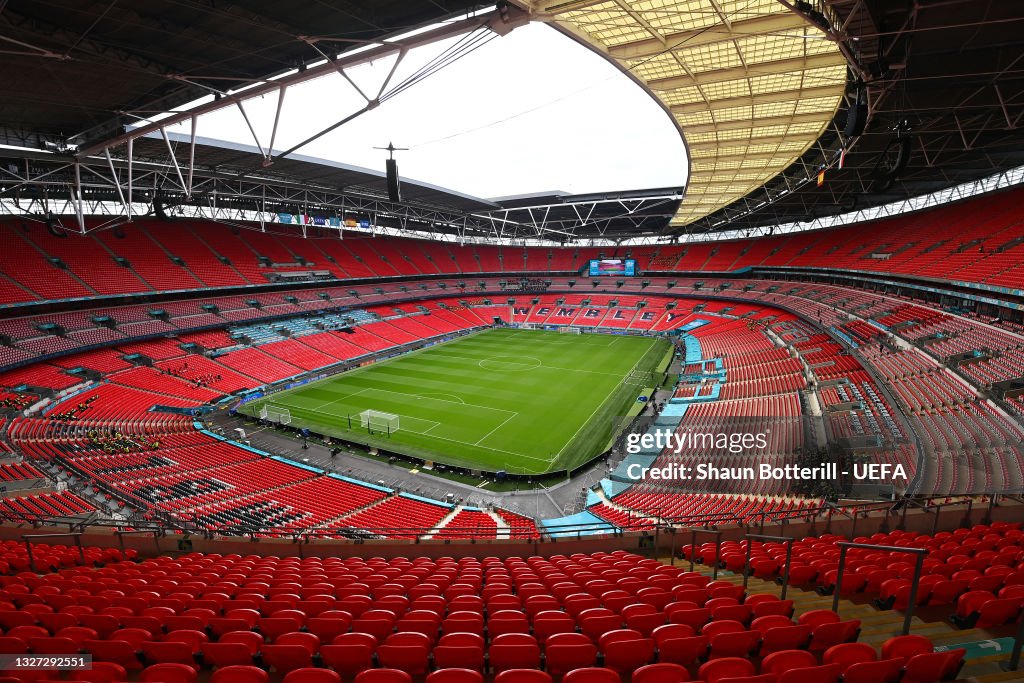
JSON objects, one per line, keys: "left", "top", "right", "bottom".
{"left": 359, "top": 409, "right": 401, "bottom": 435}
{"left": 559, "top": 326, "right": 582, "bottom": 334}
{"left": 259, "top": 404, "right": 292, "bottom": 425}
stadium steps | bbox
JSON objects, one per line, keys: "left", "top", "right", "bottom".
{"left": 90, "top": 235, "right": 158, "bottom": 292}
{"left": 11, "top": 228, "right": 102, "bottom": 297}
{"left": 422, "top": 505, "right": 464, "bottom": 540}
{"left": 140, "top": 225, "right": 209, "bottom": 288}
{"left": 306, "top": 486, "right": 394, "bottom": 531}
{"left": 491, "top": 509, "right": 511, "bottom": 538}
{"left": 0, "top": 269, "right": 44, "bottom": 301}
{"left": 173, "top": 471, "right": 308, "bottom": 513}
{"left": 207, "top": 356, "right": 267, "bottom": 385}
{"left": 107, "top": 378, "right": 224, "bottom": 402}
{"left": 187, "top": 227, "right": 256, "bottom": 284}
{"left": 672, "top": 564, "right": 1019, "bottom": 681}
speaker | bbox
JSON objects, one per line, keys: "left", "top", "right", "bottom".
{"left": 153, "top": 196, "right": 170, "bottom": 221}
{"left": 891, "top": 136, "right": 912, "bottom": 177}
{"left": 45, "top": 215, "right": 65, "bottom": 238}
{"left": 845, "top": 86, "right": 867, "bottom": 137}
{"left": 386, "top": 158, "right": 401, "bottom": 202}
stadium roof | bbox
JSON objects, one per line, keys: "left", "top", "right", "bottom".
{"left": 133, "top": 133, "right": 500, "bottom": 214}
{"left": 528, "top": 0, "right": 849, "bottom": 230}
{"left": 0, "top": 0, "right": 489, "bottom": 149}
{"left": 1, "top": 0, "right": 1023, "bottom": 241}
{"left": 669, "top": 0, "right": 1024, "bottom": 235}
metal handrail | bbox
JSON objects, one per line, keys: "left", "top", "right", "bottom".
{"left": 21, "top": 532, "right": 85, "bottom": 571}
{"left": 1004, "top": 614, "right": 1024, "bottom": 672}
{"left": 833, "top": 541, "right": 928, "bottom": 635}
{"left": 681, "top": 527, "right": 723, "bottom": 580}
{"left": 743, "top": 533, "right": 794, "bottom": 600}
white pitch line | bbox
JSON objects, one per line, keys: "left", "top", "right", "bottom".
{"left": 434, "top": 351, "right": 630, "bottom": 378}
{"left": 553, "top": 341, "right": 652, "bottom": 461}
{"left": 310, "top": 387, "right": 370, "bottom": 412}
{"left": 363, "top": 386, "right": 518, "bottom": 416}
{"left": 473, "top": 412, "right": 519, "bottom": 446}
{"left": 408, "top": 429, "right": 551, "bottom": 463}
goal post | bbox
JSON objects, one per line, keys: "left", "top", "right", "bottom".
{"left": 559, "top": 326, "right": 582, "bottom": 334}
{"left": 259, "top": 404, "right": 292, "bottom": 425}
{"left": 359, "top": 409, "right": 401, "bottom": 435}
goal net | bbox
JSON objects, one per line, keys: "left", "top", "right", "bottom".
{"left": 259, "top": 404, "right": 292, "bottom": 425}
{"left": 359, "top": 409, "right": 401, "bottom": 434}
{"left": 559, "top": 326, "right": 582, "bottom": 334}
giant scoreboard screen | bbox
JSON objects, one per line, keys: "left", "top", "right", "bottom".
{"left": 588, "top": 258, "right": 637, "bottom": 277}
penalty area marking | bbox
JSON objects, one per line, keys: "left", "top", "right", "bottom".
{"left": 414, "top": 392, "right": 465, "bottom": 404}
{"left": 478, "top": 356, "right": 542, "bottom": 372}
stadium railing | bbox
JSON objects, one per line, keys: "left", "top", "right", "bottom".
{"left": 4, "top": 489, "right": 1018, "bottom": 545}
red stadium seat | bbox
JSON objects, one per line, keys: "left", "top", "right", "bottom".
{"left": 433, "top": 632, "right": 485, "bottom": 671}
{"left": 656, "top": 635, "right": 708, "bottom": 666}
{"left": 903, "top": 650, "right": 966, "bottom": 683}
{"left": 28, "top": 636, "right": 79, "bottom": 655}
{"left": 376, "top": 644, "right": 430, "bottom": 675}
{"left": 761, "top": 649, "right": 818, "bottom": 676}
{"left": 632, "top": 663, "right": 690, "bottom": 683}
{"left": 425, "top": 669, "right": 484, "bottom": 683}
{"left": 841, "top": 659, "right": 904, "bottom": 683}
{"left": 494, "top": 671, "right": 552, "bottom": 683}
{"left": 211, "top": 667, "right": 270, "bottom": 683}
{"left": 697, "top": 657, "right": 756, "bottom": 683}
{"left": 138, "top": 664, "right": 197, "bottom": 683}
{"left": 808, "top": 620, "right": 860, "bottom": 652}
{"left": 354, "top": 670, "right": 412, "bottom": 683}
{"left": 776, "top": 664, "right": 842, "bottom": 683}
{"left": 796, "top": 610, "right": 839, "bottom": 628}
{"left": 200, "top": 642, "right": 255, "bottom": 669}
{"left": 284, "top": 670, "right": 343, "bottom": 683}
{"left": 72, "top": 662, "right": 128, "bottom": 683}
{"left": 709, "top": 630, "right": 761, "bottom": 659}
{"left": 85, "top": 640, "right": 144, "bottom": 671}
{"left": 261, "top": 644, "right": 314, "bottom": 674}
{"left": 822, "top": 642, "right": 878, "bottom": 672}
{"left": 561, "top": 668, "right": 620, "bottom": 683}
{"left": 545, "top": 640, "right": 598, "bottom": 676}
{"left": 603, "top": 636, "right": 655, "bottom": 672}
{"left": 320, "top": 643, "right": 375, "bottom": 678}
{"left": 490, "top": 633, "right": 541, "bottom": 673}
{"left": 881, "top": 635, "right": 933, "bottom": 663}
{"left": 142, "top": 640, "right": 197, "bottom": 668}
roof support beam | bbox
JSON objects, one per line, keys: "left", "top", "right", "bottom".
{"left": 690, "top": 150, "right": 801, "bottom": 163}
{"left": 687, "top": 132, "right": 816, "bottom": 151}
{"left": 681, "top": 111, "right": 832, "bottom": 134}
{"left": 649, "top": 52, "right": 847, "bottom": 90}
{"left": 74, "top": 10, "right": 501, "bottom": 159}
{"left": 670, "top": 84, "right": 843, "bottom": 114}
{"left": 607, "top": 13, "right": 810, "bottom": 60}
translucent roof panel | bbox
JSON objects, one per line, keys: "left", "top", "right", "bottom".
{"left": 529, "top": 0, "right": 847, "bottom": 228}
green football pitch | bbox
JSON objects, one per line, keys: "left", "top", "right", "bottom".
{"left": 241, "top": 328, "right": 671, "bottom": 474}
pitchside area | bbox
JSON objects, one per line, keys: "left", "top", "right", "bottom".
{"left": 242, "top": 328, "right": 671, "bottom": 474}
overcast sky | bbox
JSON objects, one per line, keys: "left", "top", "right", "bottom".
{"left": 159, "top": 22, "right": 687, "bottom": 201}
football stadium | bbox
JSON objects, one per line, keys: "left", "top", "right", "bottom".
{"left": 0, "top": 1, "right": 1022, "bottom": 682}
